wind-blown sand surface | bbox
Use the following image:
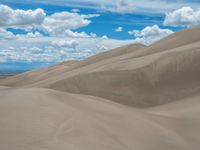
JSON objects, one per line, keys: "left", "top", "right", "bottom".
{"left": 0, "top": 26, "right": 200, "bottom": 149}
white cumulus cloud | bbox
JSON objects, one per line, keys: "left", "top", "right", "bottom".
{"left": 64, "top": 29, "right": 96, "bottom": 38}
{"left": 0, "top": 4, "right": 100, "bottom": 37}
{"left": 115, "top": 27, "right": 123, "bottom": 32}
{"left": 51, "top": 40, "right": 79, "bottom": 49}
{"left": 0, "top": 28, "right": 15, "bottom": 40}
{"left": 16, "top": 32, "right": 43, "bottom": 39}
{"left": 0, "top": 4, "right": 46, "bottom": 29}
{"left": 101, "top": 0, "right": 136, "bottom": 13}
{"left": 71, "top": 8, "right": 80, "bottom": 13}
{"left": 26, "top": 32, "right": 43, "bottom": 38}
{"left": 41, "top": 12, "right": 99, "bottom": 36}
{"left": 0, "top": 36, "right": 133, "bottom": 63}
{"left": 129, "top": 25, "right": 174, "bottom": 45}
{"left": 164, "top": 7, "right": 200, "bottom": 27}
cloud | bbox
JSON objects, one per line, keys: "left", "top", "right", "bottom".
{"left": 0, "top": 4, "right": 99, "bottom": 37}
{"left": 0, "top": 28, "right": 15, "bottom": 40}
{"left": 26, "top": 32, "right": 43, "bottom": 38}
{"left": 101, "top": 35, "right": 108, "bottom": 39}
{"left": 0, "top": 28, "right": 44, "bottom": 40}
{"left": 0, "top": 4, "right": 46, "bottom": 29}
{"left": 163, "top": 7, "right": 200, "bottom": 27}
{"left": 41, "top": 12, "right": 99, "bottom": 36}
{"left": 0, "top": 36, "right": 133, "bottom": 63}
{"left": 0, "top": 4, "right": 135, "bottom": 66}
{"left": 64, "top": 29, "right": 97, "bottom": 38}
{"left": 17, "top": 0, "right": 200, "bottom": 14}
{"left": 51, "top": 40, "right": 79, "bottom": 50}
{"left": 101, "top": 0, "right": 136, "bottom": 13}
{"left": 129, "top": 25, "right": 174, "bottom": 45}
{"left": 115, "top": 26, "right": 123, "bottom": 32}
{"left": 15, "top": 32, "right": 43, "bottom": 39}
{"left": 71, "top": 8, "right": 80, "bottom": 13}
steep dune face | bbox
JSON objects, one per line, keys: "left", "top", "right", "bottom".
{"left": 45, "top": 42, "right": 200, "bottom": 107}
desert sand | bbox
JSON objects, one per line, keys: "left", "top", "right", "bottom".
{"left": 0, "top": 26, "right": 200, "bottom": 150}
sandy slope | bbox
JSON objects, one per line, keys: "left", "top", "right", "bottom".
{"left": 0, "top": 87, "right": 200, "bottom": 150}
{"left": 1, "top": 26, "right": 200, "bottom": 149}
{"left": 0, "top": 44, "right": 144, "bottom": 87}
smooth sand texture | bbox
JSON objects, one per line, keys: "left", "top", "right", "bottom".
{"left": 1, "top": 26, "right": 200, "bottom": 149}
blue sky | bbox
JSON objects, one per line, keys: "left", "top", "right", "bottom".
{"left": 0, "top": 0, "right": 199, "bottom": 72}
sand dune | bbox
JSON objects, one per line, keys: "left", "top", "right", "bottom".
{"left": 2, "top": 26, "right": 200, "bottom": 107}
{"left": 0, "top": 44, "right": 144, "bottom": 87}
{"left": 1, "top": 26, "right": 200, "bottom": 149}
{"left": 0, "top": 87, "right": 200, "bottom": 150}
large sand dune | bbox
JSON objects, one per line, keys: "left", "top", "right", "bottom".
{"left": 1, "top": 26, "right": 200, "bottom": 149}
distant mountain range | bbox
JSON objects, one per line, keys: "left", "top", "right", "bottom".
{"left": 0, "top": 70, "right": 27, "bottom": 75}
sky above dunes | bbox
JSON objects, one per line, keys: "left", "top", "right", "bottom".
{"left": 0, "top": 0, "right": 200, "bottom": 71}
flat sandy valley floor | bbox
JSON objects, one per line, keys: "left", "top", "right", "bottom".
{"left": 1, "top": 26, "right": 200, "bottom": 150}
